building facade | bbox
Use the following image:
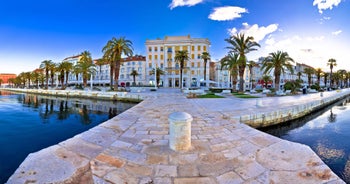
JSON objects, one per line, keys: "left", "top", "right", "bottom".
{"left": 0, "top": 73, "right": 17, "bottom": 86}
{"left": 145, "top": 35, "right": 211, "bottom": 88}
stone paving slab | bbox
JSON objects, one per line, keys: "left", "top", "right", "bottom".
{"left": 7, "top": 88, "right": 349, "bottom": 183}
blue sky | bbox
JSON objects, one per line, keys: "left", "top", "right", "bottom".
{"left": 0, "top": 0, "right": 349, "bottom": 74}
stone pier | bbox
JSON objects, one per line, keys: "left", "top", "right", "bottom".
{"left": 7, "top": 88, "right": 349, "bottom": 183}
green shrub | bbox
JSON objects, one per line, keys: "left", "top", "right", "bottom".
{"left": 311, "top": 83, "right": 320, "bottom": 91}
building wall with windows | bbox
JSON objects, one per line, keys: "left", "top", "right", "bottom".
{"left": 0, "top": 73, "right": 16, "bottom": 85}
{"left": 145, "top": 35, "right": 211, "bottom": 88}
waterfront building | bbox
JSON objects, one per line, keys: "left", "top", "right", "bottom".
{"left": 0, "top": 73, "right": 17, "bottom": 86}
{"left": 116, "top": 55, "right": 147, "bottom": 86}
{"left": 145, "top": 35, "right": 211, "bottom": 88}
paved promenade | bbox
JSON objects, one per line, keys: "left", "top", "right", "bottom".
{"left": 8, "top": 88, "right": 349, "bottom": 183}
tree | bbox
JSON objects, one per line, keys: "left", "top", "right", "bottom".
{"left": 130, "top": 70, "right": 139, "bottom": 86}
{"left": 39, "top": 60, "right": 53, "bottom": 89}
{"left": 262, "top": 75, "right": 272, "bottom": 88}
{"left": 49, "top": 63, "right": 57, "bottom": 88}
{"left": 201, "top": 52, "right": 211, "bottom": 86}
{"left": 315, "top": 68, "right": 323, "bottom": 85}
{"left": 60, "top": 61, "right": 73, "bottom": 87}
{"left": 174, "top": 50, "right": 190, "bottom": 88}
{"left": 77, "top": 51, "right": 95, "bottom": 87}
{"left": 225, "top": 33, "right": 260, "bottom": 92}
{"left": 72, "top": 65, "right": 82, "bottom": 86}
{"left": 297, "top": 71, "right": 303, "bottom": 81}
{"left": 0, "top": 79, "right": 3, "bottom": 87}
{"left": 337, "top": 69, "right": 347, "bottom": 88}
{"left": 102, "top": 37, "right": 133, "bottom": 90}
{"left": 323, "top": 72, "right": 329, "bottom": 87}
{"left": 220, "top": 53, "right": 239, "bottom": 92}
{"left": 150, "top": 68, "right": 165, "bottom": 87}
{"left": 247, "top": 60, "right": 257, "bottom": 90}
{"left": 303, "top": 67, "right": 315, "bottom": 88}
{"left": 261, "top": 51, "right": 294, "bottom": 91}
{"left": 95, "top": 58, "right": 107, "bottom": 87}
{"left": 327, "top": 58, "right": 337, "bottom": 87}
{"left": 57, "top": 62, "right": 66, "bottom": 88}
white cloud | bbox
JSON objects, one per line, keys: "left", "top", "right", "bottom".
{"left": 208, "top": 6, "right": 247, "bottom": 21}
{"left": 169, "top": 0, "right": 203, "bottom": 9}
{"left": 332, "top": 30, "right": 342, "bottom": 36}
{"left": 313, "top": 0, "right": 342, "bottom": 13}
{"left": 228, "top": 23, "right": 278, "bottom": 43}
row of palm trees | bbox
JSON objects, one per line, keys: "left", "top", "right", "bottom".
{"left": 220, "top": 33, "right": 346, "bottom": 92}
{"left": 9, "top": 37, "right": 136, "bottom": 90}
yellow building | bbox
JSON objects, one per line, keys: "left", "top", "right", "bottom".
{"left": 145, "top": 35, "right": 210, "bottom": 88}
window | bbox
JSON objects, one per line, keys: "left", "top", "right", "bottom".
{"left": 160, "top": 47, "right": 164, "bottom": 52}
{"left": 183, "top": 46, "right": 188, "bottom": 51}
{"left": 155, "top": 47, "right": 158, "bottom": 52}
{"left": 148, "top": 47, "right": 152, "bottom": 52}
{"left": 191, "top": 46, "right": 194, "bottom": 51}
{"left": 148, "top": 55, "right": 152, "bottom": 60}
{"left": 155, "top": 55, "right": 158, "bottom": 60}
{"left": 197, "top": 63, "right": 201, "bottom": 67}
{"left": 132, "top": 62, "right": 135, "bottom": 65}
{"left": 138, "top": 61, "right": 142, "bottom": 65}
{"left": 138, "top": 67, "right": 142, "bottom": 72}
{"left": 160, "top": 63, "right": 164, "bottom": 68}
{"left": 191, "top": 62, "right": 195, "bottom": 67}
{"left": 149, "top": 63, "right": 152, "bottom": 68}
{"left": 160, "top": 55, "right": 164, "bottom": 60}
{"left": 175, "top": 46, "right": 180, "bottom": 51}
{"left": 197, "top": 45, "right": 201, "bottom": 51}
{"left": 203, "top": 46, "right": 207, "bottom": 51}
{"left": 191, "top": 70, "right": 195, "bottom": 75}
{"left": 191, "top": 54, "right": 194, "bottom": 59}
{"left": 197, "top": 54, "right": 201, "bottom": 59}
{"left": 167, "top": 48, "right": 172, "bottom": 53}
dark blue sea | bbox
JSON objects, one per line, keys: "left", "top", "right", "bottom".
{"left": 0, "top": 90, "right": 136, "bottom": 183}
{"left": 261, "top": 96, "right": 350, "bottom": 183}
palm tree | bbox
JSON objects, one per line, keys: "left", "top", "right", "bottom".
{"left": 130, "top": 70, "right": 139, "bottom": 86}
{"left": 262, "top": 75, "right": 272, "bottom": 88}
{"left": 315, "top": 68, "right": 323, "bottom": 85}
{"left": 220, "top": 53, "right": 239, "bottom": 92}
{"left": 201, "top": 52, "right": 211, "bottom": 86}
{"left": 346, "top": 72, "right": 350, "bottom": 88}
{"left": 261, "top": 51, "right": 295, "bottom": 91}
{"left": 247, "top": 60, "right": 257, "bottom": 90}
{"left": 95, "top": 58, "right": 107, "bottom": 87}
{"left": 327, "top": 58, "right": 337, "bottom": 87}
{"left": 57, "top": 62, "right": 66, "bottom": 88}
{"left": 337, "top": 69, "right": 347, "bottom": 88}
{"left": 297, "top": 71, "right": 302, "bottom": 81}
{"left": 77, "top": 51, "right": 95, "bottom": 87}
{"left": 72, "top": 65, "right": 82, "bottom": 87}
{"left": 150, "top": 68, "right": 165, "bottom": 87}
{"left": 174, "top": 50, "right": 190, "bottom": 88}
{"left": 323, "top": 72, "right": 329, "bottom": 87}
{"left": 49, "top": 63, "right": 57, "bottom": 88}
{"left": 60, "top": 61, "right": 73, "bottom": 87}
{"left": 304, "top": 67, "right": 315, "bottom": 88}
{"left": 225, "top": 33, "right": 260, "bottom": 92}
{"left": 102, "top": 37, "right": 133, "bottom": 90}
{"left": 39, "top": 60, "right": 53, "bottom": 89}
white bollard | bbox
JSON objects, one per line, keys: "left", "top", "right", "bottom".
{"left": 256, "top": 99, "right": 263, "bottom": 107}
{"left": 169, "top": 112, "right": 192, "bottom": 151}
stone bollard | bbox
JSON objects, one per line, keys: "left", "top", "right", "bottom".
{"left": 256, "top": 99, "right": 263, "bottom": 107}
{"left": 169, "top": 112, "right": 192, "bottom": 151}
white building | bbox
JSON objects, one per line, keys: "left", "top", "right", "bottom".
{"left": 145, "top": 35, "right": 211, "bottom": 88}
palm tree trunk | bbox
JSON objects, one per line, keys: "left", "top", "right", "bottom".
{"left": 204, "top": 60, "right": 207, "bottom": 86}
{"left": 180, "top": 67, "right": 183, "bottom": 89}
{"left": 239, "top": 66, "right": 245, "bottom": 92}
{"left": 46, "top": 71, "right": 49, "bottom": 89}
{"left": 114, "top": 61, "right": 120, "bottom": 90}
{"left": 110, "top": 65, "right": 114, "bottom": 90}
{"left": 275, "top": 75, "right": 280, "bottom": 91}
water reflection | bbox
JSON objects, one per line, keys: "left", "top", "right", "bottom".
{"left": 15, "top": 93, "right": 131, "bottom": 125}
{"left": 0, "top": 90, "right": 136, "bottom": 183}
{"left": 260, "top": 96, "right": 350, "bottom": 183}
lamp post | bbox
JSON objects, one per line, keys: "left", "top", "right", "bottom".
{"left": 154, "top": 66, "right": 157, "bottom": 90}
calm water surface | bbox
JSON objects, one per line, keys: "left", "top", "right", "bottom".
{"left": 261, "top": 96, "right": 350, "bottom": 183}
{"left": 0, "top": 90, "right": 136, "bottom": 183}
